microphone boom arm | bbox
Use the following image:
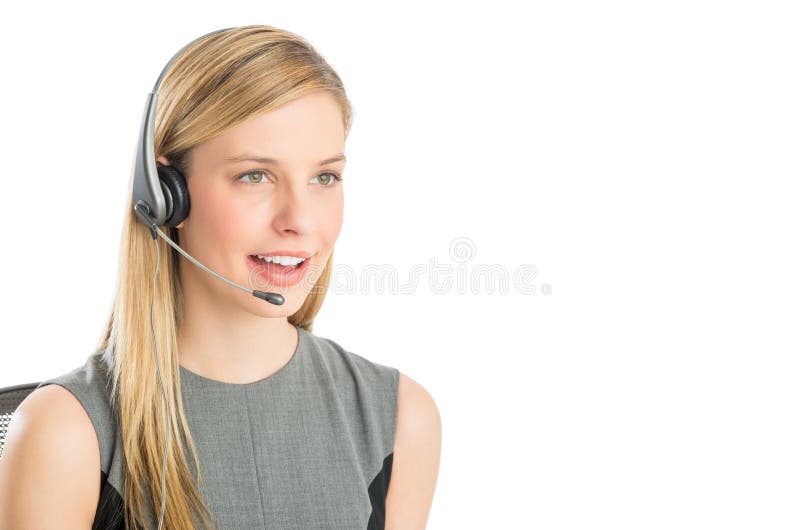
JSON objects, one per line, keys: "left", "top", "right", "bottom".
{"left": 134, "top": 202, "right": 284, "bottom": 305}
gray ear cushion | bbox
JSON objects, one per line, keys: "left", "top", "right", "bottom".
{"left": 157, "top": 165, "right": 190, "bottom": 227}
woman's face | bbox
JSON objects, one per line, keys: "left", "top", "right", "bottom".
{"left": 157, "top": 90, "right": 345, "bottom": 316}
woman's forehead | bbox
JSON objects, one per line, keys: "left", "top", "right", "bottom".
{"left": 196, "top": 94, "right": 345, "bottom": 166}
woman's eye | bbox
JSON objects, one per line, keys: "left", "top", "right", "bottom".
{"left": 237, "top": 170, "right": 269, "bottom": 185}
{"left": 312, "top": 171, "right": 343, "bottom": 187}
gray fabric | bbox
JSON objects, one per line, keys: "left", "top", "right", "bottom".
{"left": 36, "top": 324, "right": 400, "bottom": 529}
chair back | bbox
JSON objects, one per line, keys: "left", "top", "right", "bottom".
{"left": 0, "top": 382, "right": 41, "bottom": 458}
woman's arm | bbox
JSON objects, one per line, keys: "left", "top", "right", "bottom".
{"left": 0, "top": 385, "right": 100, "bottom": 529}
{"left": 385, "top": 372, "right": 442, "bottom": 530}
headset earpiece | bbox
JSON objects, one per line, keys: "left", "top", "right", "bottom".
{"left": 156, "top": 165, "right": 190, "bottom": 228}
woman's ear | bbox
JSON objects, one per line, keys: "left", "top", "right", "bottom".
{"left": 155, "top": 154, "right": 186, "bottom": 228}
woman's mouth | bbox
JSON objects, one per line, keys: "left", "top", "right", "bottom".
{"left": 246, "top": 254, "right": 314, "bottom": 288}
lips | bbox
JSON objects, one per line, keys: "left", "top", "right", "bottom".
{"left": 246, "top": 254, "right": 313, "bottom": 289}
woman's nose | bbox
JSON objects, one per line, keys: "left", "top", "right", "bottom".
{"left": 270, "top": 184, "right": 316, "bottom": 235}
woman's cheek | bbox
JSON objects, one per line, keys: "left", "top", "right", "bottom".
{"left": 218, "top": 205, "right": 254, "bottom": 242}
{"left": 322, "top": 200, "right": 344, "bottom": 241}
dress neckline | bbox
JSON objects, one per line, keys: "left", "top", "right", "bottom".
{"left": 178, "top": 324, "right": 306, "bottom": 387}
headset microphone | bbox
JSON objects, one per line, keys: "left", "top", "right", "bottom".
{"left": 129, "top": 27, "right": 286, "bottom": 530}
{"left": 131, "top": 25, "right": 284, "bottom": 307}
{"left": 134, "top": 202, "right": 285, "bottom": 305}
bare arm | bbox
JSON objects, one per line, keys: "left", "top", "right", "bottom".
{"left": 385, "top": 372, "right": 442, "bottom": 530}
{"left": 0, "top": 384, "right": 101, "bottom": 529}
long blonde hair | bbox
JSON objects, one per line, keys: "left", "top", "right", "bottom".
{"left": 95, "top": 25, "right": 352, "bottom": 530}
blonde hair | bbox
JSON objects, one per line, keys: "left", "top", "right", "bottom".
{"left": 95, "top": 25, "right": 352, "bottom": 530}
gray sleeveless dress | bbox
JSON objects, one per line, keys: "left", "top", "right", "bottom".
{"left": 35, "top": 324, "right": 400, "bottom": 530}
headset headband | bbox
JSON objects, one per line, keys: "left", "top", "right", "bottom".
{"left": 132, "top": 27, "right": 233, "bottom": 228}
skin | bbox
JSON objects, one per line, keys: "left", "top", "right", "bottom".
{"left": 386, "top": 374, "right": 442, "bottom": 529}
{"left": 158, "top": 89, "right": 441, "bottom": 527}
{"left": 161, "top": 90, "right": 345, "bottom": 384}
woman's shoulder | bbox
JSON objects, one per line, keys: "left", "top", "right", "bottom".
{"left": 302, "top": 328, "right": 401, "bottom": 461}
{"left": 303, "top": 327, "right": 401, "bottom": 392}
{"left": 33, "top": 349, "right": 117, "bottom": 468}
{"left": 1, "top": 378, "right": 103, "bottom": 527}
{"left": 35, "top": 350, "right": 114, "bottom": 409}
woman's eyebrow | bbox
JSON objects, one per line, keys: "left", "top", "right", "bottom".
{"left": 224, "top": 153, "right": 346, "bottom": 165}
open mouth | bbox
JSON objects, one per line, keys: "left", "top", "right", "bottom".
{"left": 246, "top": 254, "right": 314, "bottom": 288}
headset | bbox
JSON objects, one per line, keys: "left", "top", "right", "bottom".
{"left": 130, "top": 27, "right": 285, "bottom": 529}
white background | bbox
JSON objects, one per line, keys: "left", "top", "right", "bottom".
{"left": 1, "top": 1, "right": 798, "bottom": 528}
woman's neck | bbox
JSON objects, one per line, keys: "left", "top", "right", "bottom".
{"left": 176, "top": 284, "right": 298, "bottom": 384}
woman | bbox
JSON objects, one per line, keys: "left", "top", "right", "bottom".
{"left": 0, "top": 25, "right": 441, "bottom": 529}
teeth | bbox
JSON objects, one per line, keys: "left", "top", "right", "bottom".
{"left": 256, "top": 255, "right": 306, "bottom": 266}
